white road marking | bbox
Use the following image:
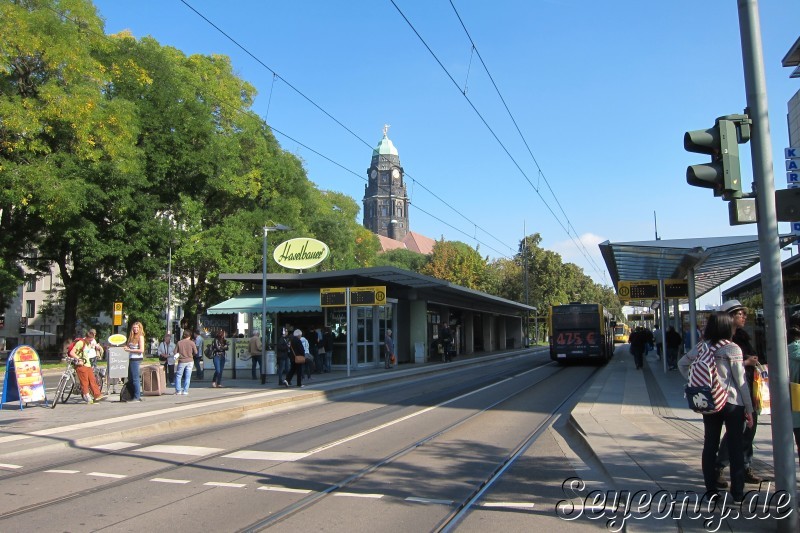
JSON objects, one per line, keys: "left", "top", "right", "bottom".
{"left": 479, "top": 502, "right": 536, "bottom": 509}
{"left": 91, "top": 441, "right": 140, "bottom": 451}
{"left": 0, "top": 463, "right": 22, "bottom": 469}
{"left": 136, "top": 445, "right": 223, "bottom": 456}
{"left": 152, "top": 478, "right": 191, "bottom": 484}
{"left": 334, "top": 492, "right": 384, "bottom": 499}
{"left": 204, "top": 482, "right": 246, "bottom": 488}
{"left": 45, "top": 469, "right": 80, "bottom": 474}
{"left": 0, "top": 389, "right": 286, "bottom": 444}
{"left": 87, "top": 472, "right": 127, "bottom": 478}
{"left": 405, "top": 497, "right": 453, "bottom": 505}
{"left": 221, "top": 450, "right": 309, "bottom": 462}
{"left": 306, "top": 376, "right": 518, "bottom": 455}
{"left": 257, "top": 486, "right": 312, "bottom": 494}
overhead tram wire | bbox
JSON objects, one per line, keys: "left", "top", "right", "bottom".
{"left": 45, "top": 2, "right": 517, "bottom": 260}
{"left": 269, "top": 126, "right": 513, "bottom": 259}
{"left": 177, "top": 0, "right": 517, "bottom": 255}
{"left": 392, "top": 0, "right": 606, "bottom": 280}
{"left": 449, "top": 0, "right": 604, "bottom": 276}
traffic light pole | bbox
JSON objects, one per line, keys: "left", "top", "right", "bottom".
{"left": 738, "top": 1, "right": 797, "bottom": 528}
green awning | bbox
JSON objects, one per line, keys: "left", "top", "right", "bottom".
{"left": 206, "top": 289, "right": 322, "bottom": 315}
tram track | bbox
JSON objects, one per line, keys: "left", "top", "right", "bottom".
{"left": 0, "top": 356, "right": 599, "bottom": 530}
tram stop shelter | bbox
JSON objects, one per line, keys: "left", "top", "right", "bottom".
{"left": 599, "top": 234, "right": 796, "bottom": 361}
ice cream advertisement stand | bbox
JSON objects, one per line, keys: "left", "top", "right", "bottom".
{"left": 1, "top": 345, "right": 47, "bottom": 409}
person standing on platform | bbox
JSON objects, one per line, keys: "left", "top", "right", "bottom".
{"left": 174, "top": 330, "right": 197, "bottom": 395}
{"left": 210, "top": 330, "right": 228, "bottom": 388}
{"left": 679, "top": 311, "right": 754, "bottom": 502}
{"left": 248, "top": 330, "right": 262, "bottom": 380}
{"left": 193, "top": 331, "right": 205, "bottom": 381}
{"left": 285, "top": 329, "right": 305, "bottom": 387}
{"left": 69, "top": 329, "right": 105, "bottom": 403}
{"left": 384, "top": 328, "right": 395, "bottom": 369}
{"left": 158, "top": 333, "right": 176, "bottom": 387}
{"left": 787, "top": 315, "right": 800, "bottom": 467}
{"left": 629, "top": 327, "right": 646, "bottom": 370}
{"left": 715, "top": 300, "right": 764, "bottom": 487}
{"left": 323, "top": 326, "right": 334, "bottom": 373}
{"left": 125, "top": 321, "right": 146, "bottom": 402}
{"left": 653, "top": 325, "right": 663, "bottom": 361}
{"left": 277, "top": 327, "right": 291, "bottom": 387}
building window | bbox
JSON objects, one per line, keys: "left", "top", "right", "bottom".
{"left": 25, "top": 300, "right": 35, "bottom": 318}
{"left": 380, "top": 205, "right": 388, "bottom": 217}
{"left": 25, "top": 276, "right": 36, "bottom": 292}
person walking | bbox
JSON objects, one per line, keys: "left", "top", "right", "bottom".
{"left": 384, "top": 328, "right": 395, "bottom": 369}
{"left": 653, "top": 325, "right": 663, "bottom": 360}
{"left": 715, "top": 300, "right": 764, "bottom": 487}
{"left": 276, "top": 327, "right": 291, "bottom": 387}
{"left": 248, "top": 330, "right": 262, "bottom": 380}
{"left": 158, "top": 333, "right": 176, "bottom": 387}
{"left": 301, "top": 330, "right": 314, "bottom": 380}
{"left": 629, "top": 327, "right": 646, "bottom": 370}
{"left": 125, "top": 321, "right": 146, "bottom": 402}
{"left": 193, "top": 331, "right": 205, "bottom": 381}
{"left": 665, "top": 326, "right": 682, "bottom": 370}
{"left": 285, "top": 329, "right": 305, "bottom": 387}
{"left": 174, "top": 330, "right": 197, "bottom": 395}
{"left": 68, "top": 329, "right": 105, "bottom": 403}
{"left": 678, "top": 311, "right": 754, "bottom": 502}
{"left": 210, "top": 330, "right": 228, "bottom": 388}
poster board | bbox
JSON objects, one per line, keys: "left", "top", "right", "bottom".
{"left": 107, "top": 346, "right": 129, "bottom": 380}
{"left": 1, "top": 345, "right": 46, "bottom": 409}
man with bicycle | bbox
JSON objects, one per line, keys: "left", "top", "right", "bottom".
{"left": 69, "top": 329, "right": 106, "bottom": 404}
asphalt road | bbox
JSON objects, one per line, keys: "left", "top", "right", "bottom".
{"left": 0, "top": 351, "right": 610, "bottom": 532}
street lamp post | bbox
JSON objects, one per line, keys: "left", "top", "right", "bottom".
{"left": 262, "top": 223, "right": 291, "bottom": 384}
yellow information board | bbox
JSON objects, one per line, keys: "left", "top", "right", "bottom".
{"left": 320, "top": 288, "right": 346, "bottom": 307}
{"left": 618, "top": 280, "right": 659, "bottom": 301}
{"left": 350, "top": 286, "right": 387, "bottom": 306}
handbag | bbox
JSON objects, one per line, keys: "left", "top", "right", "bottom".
{"left": 791, "top": 382, "right": 800, "bottom": 412}
{"left": 753, "top": 363, "right": 771, "bottom": 415}
{"left": 290, "top": 344, "right": 305, "bottom": 365}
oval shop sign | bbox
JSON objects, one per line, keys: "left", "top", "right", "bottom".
{"left": 273, "top": 238, "right": 330, "bottom": 270}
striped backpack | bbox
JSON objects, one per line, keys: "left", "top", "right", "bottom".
{"left": 684, "top": 340, "right": 731, "bottom": 414}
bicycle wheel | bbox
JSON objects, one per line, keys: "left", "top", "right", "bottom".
{"left": 51, "top": 373, "right": 70, "bottom": 409}
{"left": 61, "top": 374, "right": 76, "bottom": 403}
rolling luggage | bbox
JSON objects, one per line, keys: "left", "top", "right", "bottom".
{"left": 141, "top": 364, "right": 166, "bottom": 396}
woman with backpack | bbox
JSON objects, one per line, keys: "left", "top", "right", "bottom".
{"left": 210, "top": 330, "right": 229, "bottom": 388}
{"left": 679, "top": 311, "right": 754, "bottom": 503}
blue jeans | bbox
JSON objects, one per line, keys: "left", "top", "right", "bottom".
{"left": 175, "top": 361, "right": 194, "bottom": 393}
{"left": 212, "top": 355, "right": 226, "bottom": 386}
{"left": 277, "top": 357, "right": 290, "bottom": 384}
{"left": 128, "top": 358, "right": 142, "bottom": 400}
{"left": 324, "top": 351, "right": 332, "bottom": 372}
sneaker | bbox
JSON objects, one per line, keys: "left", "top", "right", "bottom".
{"left": 94, "top": 395, "right": 107, "bottom": 402}
{"left": 182, "top": 391, "right": 188, "bottom": 396}
{"left": 715, "top": 469, "right": 729, "bottom": 489}
{"left": 282, "top": 380, "right": 289, "bottom": 387}
{"left": 744, "top": 468, "right": 763, "bottom": 484}
{"left": 135, "top": 397, "right": 144, "bottom": 402}
{"left": 175, "top": 391, "right": 182, "bottom": 395}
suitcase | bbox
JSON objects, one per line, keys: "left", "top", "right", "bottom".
{"left": 141, "top": 364, "right": 166, "bottom": 396}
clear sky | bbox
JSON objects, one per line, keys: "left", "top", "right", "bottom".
{"left": 93, "top": 0, "right": 799, "bottom": 306}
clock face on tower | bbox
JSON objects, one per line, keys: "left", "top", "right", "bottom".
{"left": 370, "top": 169, "right": 377, "bottom": 180}
{"left": 391, "top": 168, "right": 400, "bottom": 179}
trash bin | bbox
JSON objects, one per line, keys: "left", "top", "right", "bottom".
{"left": 266, "top": 350, "right": 276, "bottom": 375}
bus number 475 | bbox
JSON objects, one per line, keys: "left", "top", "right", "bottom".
{"left": 556, "top": 332, "right": 596, "bottom": 345}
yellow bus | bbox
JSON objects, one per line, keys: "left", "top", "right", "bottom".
{"left": 613, "top": 323, "right": 631, "bottom": 343}
{"left": 549, "top": 303, "right": 614, "bottom": 364}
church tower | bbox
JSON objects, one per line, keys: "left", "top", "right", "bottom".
{"left": 363, "top": 125, "right": 409, "bottom": 241}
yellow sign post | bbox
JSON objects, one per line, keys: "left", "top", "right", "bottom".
{"left": 350, "top": 286, "right": 387, "bottom": 306}
{"left": 320, "top": 288, "right": 346, "bottom": 307}
{"left": 618, "top": 280, "right": 659, "bottom": 301}
{"left": 113, "top": 302, "right": 123, "bottom": 326}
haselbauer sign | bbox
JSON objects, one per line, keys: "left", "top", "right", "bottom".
{"left": 273, "top": 238, "right": 329, "bottom": 270}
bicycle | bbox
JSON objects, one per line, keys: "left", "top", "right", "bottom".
{"left": 50, "top": 359, "right": 108, "bottom": 408}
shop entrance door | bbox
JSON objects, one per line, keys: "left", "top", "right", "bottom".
{"left": 355, "top": 306, "right": 376, "bottom": 366}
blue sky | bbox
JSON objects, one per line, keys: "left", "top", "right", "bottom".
{"left": 93, "top": 0, "right": 798, "bottom": 306}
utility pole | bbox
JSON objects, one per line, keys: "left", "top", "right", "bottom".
{"left": 737, "top": 1, "right": 797, "bottom": 529}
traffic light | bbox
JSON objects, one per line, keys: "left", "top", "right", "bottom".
{"left": 685, "top": 114, "right": 751, "bottom": 201}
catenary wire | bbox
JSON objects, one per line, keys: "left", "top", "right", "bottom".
{"left": 391, "top": 0, "right": 606, "bottom": 280}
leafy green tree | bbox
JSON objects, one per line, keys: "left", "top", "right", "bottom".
{"left": 0, "top": 0, "right": 143, "bottom": 342}
{"left": 421, "top": 239, "right": 488, "bottom": 290}
{"left": 373, "top": 248, "right": 429, "bottom": 272}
